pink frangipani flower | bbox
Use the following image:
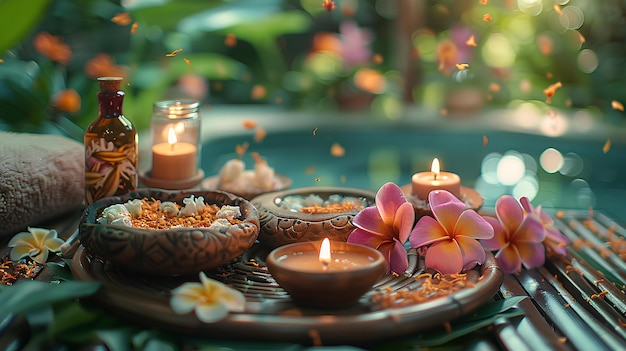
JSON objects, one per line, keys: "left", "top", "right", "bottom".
{"left": 481, "top": 196, "right": 546, "bottom": 274}
{"left": 409, "top": 190, "right": 494, "bottom": 275}
{"left": 520, "top": 197, "right": 569, "bottom": 256}
{"left": 347, "top": 182, "right": 415, "bottom": 274}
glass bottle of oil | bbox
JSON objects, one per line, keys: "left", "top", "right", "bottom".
{"left": 84, "top": 77, "right": 138, "bottom": 205}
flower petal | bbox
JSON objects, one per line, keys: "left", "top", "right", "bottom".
{"left": 44, "top": 237, "right": 65, "bottom": 252}
{"left": 495, "top": 196, "right": 524, "bottom": 235}
{"left": 394, "top": 202, "right": 415, "bottom": 243}
{"left": 455, "top": 210, "right": 494, "bottom": 240}
{"left": 429, "top": 190, "right": 465, "bottom": 234}
{"left": 480, "top": 217, "right": 508, "bottom": 250}
{"left": 352, "top": 207, "right": 389, "bottom": 237}
{"left": 495, "top": 245, "right": 522, "bottom": 274}
{"left": 517, "top": 242, "right": 545, "bottom": 269}
{"left": 424, "top": 239, "right": 463, "bottom": 274}
{"left": 456, "top": 236, "right": 486, "bottom": 269}
{"left": 544, "top": 227, "right": 569, "bottom": 256}
{"left": 409, "top": 216, "right": 449, "bottom": 248}
{"left": 375, "top": 182, "right": 408, "bottom": 226}
{"left": 30, "top": 249, "right": 49, "bottom": 264}
{"left": 519, "top": 196, "right": 533, "bottom": 213}
{"left": 170, "top": 292, "right": 200, "bottom": 314}
{"left": 195, "top": 302, "right": 229, "bottom": 323}
{"left": 9, "top": 245, "right": 32, "bottom": 261}
{"left": 8, "top": 232, "right": 38, "bottom": 247}
{"left": 512, "top": 214, "right": 546, "bottom": 243}
{"left": 215, "top": 286, "right": 246, "bottom": 312}
{"left": 347, "top": 228, "right": 390, "bottom": 249}
{"left": 377, "top": 240, "right": 408, "bottom": 274}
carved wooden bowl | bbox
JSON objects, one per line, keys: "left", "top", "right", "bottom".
{"left": 251, "top": 187, "right": 375, "bottom": 249}
{"left": 79, "top": 189, "right": 260, "bottom": 276}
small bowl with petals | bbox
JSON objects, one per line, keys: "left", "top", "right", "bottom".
{"left": 251, "top": 187, "right": 375, "bottom": 249}
{"left": 79, "top": 189, "right": 260, "bottom": 276}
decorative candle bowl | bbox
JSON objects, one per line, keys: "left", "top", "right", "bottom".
{"left": 202, "top": 173, "right": 292, "bottom": 200}
{"left": 265, "top": 240, "right": 386, "bottom": 309}
{"left": 79, "top": 189, "right": 260, "bottom": 276}
{"left": 251, "top": 187, "right": 376, "bottom": 249}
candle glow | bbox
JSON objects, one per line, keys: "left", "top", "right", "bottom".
{"left": 167, "top": 127, "right": 177, "bottom": 145}
{"left": 411, "top": 158, "right": 462, "bottom": 200}
{"left": 319, "top": 238, "right": 331, "bottom": 270}
{"left": 151, "top": 125, "right": 197, "bottom": 180}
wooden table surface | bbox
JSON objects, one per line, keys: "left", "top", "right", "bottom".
{"left": 1, "top": 207, "right": 625, "bottom": 351}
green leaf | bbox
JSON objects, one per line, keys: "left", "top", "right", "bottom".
{"left": 46, "top": 261, "right": 74, "bottom": 281}
{"left": 384, "top": 296, "right": 528, "bottom": 348}
{"left": 0, "top": 0, "right": 51, "bottom": 54}
{"left": 0, "top": 280, "right": 101, "bottom": 321}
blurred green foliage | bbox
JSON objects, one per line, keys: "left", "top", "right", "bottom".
{"left": 1, "top": 0, "right": 625, "bottom": 137}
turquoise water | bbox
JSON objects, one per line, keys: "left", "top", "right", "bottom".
{"left": 201, "top": 119, "right": 626, "bottom": 222}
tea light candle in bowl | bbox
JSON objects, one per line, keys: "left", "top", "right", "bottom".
{"left": 266, "top": 238, "right": 386, "bottom": 309}
{"left": 411, "top": 158, "right": 461, "bottom": 200}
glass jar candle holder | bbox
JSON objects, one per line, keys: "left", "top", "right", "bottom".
{"left": 140, "top": 99, "right": 204, "bottom": 190}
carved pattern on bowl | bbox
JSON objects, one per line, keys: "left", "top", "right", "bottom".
{"left": 251, "top": 187, "right": 375, "bottom": 249}
{"left": 79, "top": 189, "right": 260, "bottom": 276}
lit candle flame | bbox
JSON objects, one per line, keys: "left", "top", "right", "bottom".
{"left": 319, "top": 238, "right": 331, "bottom": 270}
{"left": 167, "top": 127, "right": 178, "bottom": 150}
{"left": 431, "top": 158, "right": 440, "bottom": 180}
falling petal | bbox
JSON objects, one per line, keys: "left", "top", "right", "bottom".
{"left": 603, "top": 139, "right": 611, "bottom": 154}
{"left": 425, "top": 240, "right": 463, "bottom": 274}
{"left": 465, "top": 35, "right": 477, "bottom": 47}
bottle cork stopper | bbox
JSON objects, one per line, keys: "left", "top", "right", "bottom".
{"left": 97, "top": 77, "right": 123, "bottom": 92}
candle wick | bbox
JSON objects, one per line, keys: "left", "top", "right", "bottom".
{"left": 170, "top": 143, "right": 175, "bottom": 151}
{"left": 322, "top": 261, "right": 329, "bottom": 271}
{"left": 433, "top": 173, "right": 438, "bottom": 181}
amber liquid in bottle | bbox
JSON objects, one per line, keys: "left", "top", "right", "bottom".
{"left": 84, "top": 77, "right": 138, "bottom": 205}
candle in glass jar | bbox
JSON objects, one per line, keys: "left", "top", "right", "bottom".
{"left": 151, "top": 127, "right": 197, "bottom": 180}
{"left": 411, "top": 158, "right": 461, "bottom": 200}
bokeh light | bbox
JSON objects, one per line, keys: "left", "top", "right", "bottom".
{"left": 540, "top": 147, "right": 564, "bottom": 173}
{"left": 482, "top": 34, "right": 516, "bottom": 68}
{"left": 577, "top": 49, "right": 599, "bottom": 74}
{"left": 517, "top": 0, "right": 543, "bottom": 16}
{"left": 497, "top": 151, "right": 526, "bottom": 186}
{"left": 559, "top": 6, "right": 584, "bottom": 30}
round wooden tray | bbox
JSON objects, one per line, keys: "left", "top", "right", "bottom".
{"left": 71, "top": 243, "right": 503, "bottom": 345}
